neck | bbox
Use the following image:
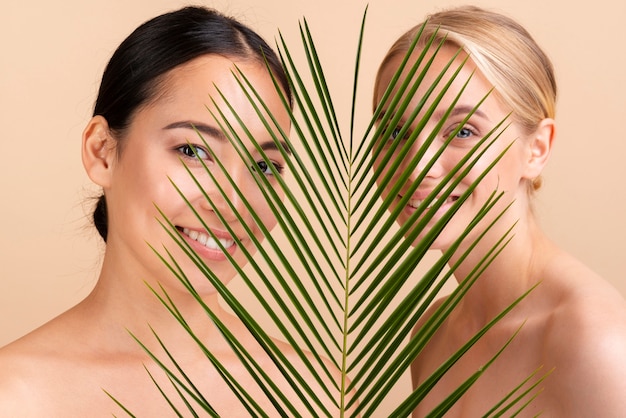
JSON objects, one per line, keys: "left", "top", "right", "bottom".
{"left": 75, "top": 248, "right": 236, "bottom": 358}
{"left": 446, "top": 211, "right": 557, "bottom": 324}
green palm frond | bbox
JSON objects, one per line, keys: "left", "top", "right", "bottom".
{"left": 113, "top": 10, "right": 547, "bottom": 417}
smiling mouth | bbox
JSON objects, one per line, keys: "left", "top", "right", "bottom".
{"left": 407, "top": 195, "right": 459, "bottom": 210}
{"left": 179, "top": 227, "right": 235, "bottom": 250}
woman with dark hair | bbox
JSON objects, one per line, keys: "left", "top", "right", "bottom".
{"left": 0, "top": 6, "right": 334, "bottom": 416}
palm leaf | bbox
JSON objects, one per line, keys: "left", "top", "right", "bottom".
{"left": 113, "top": 10, "right": 546, "bottom": 417}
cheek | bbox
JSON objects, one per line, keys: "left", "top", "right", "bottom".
{"left": 372, "top": 155, "right": 397, "bottom": 195}
{"left": 259, "top": 187, "right": 281, "bottom": 228}
{"left": 492, "top": 145, "right": 527, "bottom": 188}
{"left": 245, "top": 200, "right": 277, "bottom": 242}
{"left": 262, "top": 211, "right": 279, "bottom": 232}
{"left": 240, "top": 179, "right": 280, "bottom": 231}
{"left": 115, "top": 163, "right": 166, "bottom": 208}
{"left": 166, "top": 163, "right": 218, "bottom": 201}
{"left": 463, "top": 151, "right": 524, "bottom": 196}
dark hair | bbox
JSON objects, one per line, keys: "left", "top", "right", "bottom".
{"left": 92, "top": 6, "right": 292, "bottom": 241}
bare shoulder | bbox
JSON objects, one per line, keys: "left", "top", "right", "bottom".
{"left": 411, "top": 296, "right": 447, "bottom": 337}
{"left": 541, "top": 252, "right": 626, "bottom": 415}
{"left": 0, "top": 309, "right": 97, "bottom": 417}
{"left": 546, "top": 251, "right": 626, "bottom": 338}
{"left": 546, "top": 277, "right": 626, "bottom": 371}
{"left": 0, "top": 333, "right": 55, "bottom": 416}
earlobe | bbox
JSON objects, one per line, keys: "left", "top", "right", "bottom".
{"left": 524, "top": 118, "right": 555, "bottom": 180}
{"left": 82, "top": 115, "right": 116, "bottom": 188}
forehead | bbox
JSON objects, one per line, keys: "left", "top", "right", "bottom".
{"left": 374, "top": 44, "right": 512, "bottom": 121}
{"left": 147, "top": 54, "right": 284, "bottom": 118}
{"left": 376, "top": 45, "right": 476, "bottom": 101}
{"left": 139, "top": 54, "right": 290, "bottom": 142}
{"left": 156, "top": 55, "right": 255, "bottom": 101}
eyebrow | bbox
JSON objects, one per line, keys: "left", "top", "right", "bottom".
{"left": 434, "top": 105, "right": 490, "bottom": 122}
{"left": 163, "top": 120, "right": 291, "bottom": 154}
{"left": 377, "top": 104, "right": 491, "bottom": 125}
{"left": 164, "top": 121, "right": 227, "bottom": 141}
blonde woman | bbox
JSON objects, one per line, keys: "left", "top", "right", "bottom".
{"left": 373, "top": 6, "right": 626, "bottom": 417}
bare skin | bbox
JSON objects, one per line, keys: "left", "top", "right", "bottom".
{"left": 375, "top": 46, "right": 626, "bottom": 417}
{"left": 410, "top": 222, "right": 626, "bottom": 417}
{"left": 0, "top": 56, "right": 339, "bottom": 417}
{"left": 0, "top": 293, "right": 322, "bottom": 417}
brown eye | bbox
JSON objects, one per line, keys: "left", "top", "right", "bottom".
{"left": 177, "top": 144, "right": 209, "bottom": 159}
{"left": 257, "top": 160, "right": 269, "bottom": 173}
{"left": 254, "top": 160, "right": 284, "bottom": 176}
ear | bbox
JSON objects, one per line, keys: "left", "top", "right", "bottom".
{"left": 82, "top": 115, "right": 116, "bottom": 188}
{"left": 523, "top": 118, "right": 555, "bottom": 180}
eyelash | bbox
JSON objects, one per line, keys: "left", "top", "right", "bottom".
{"left": 177, "top": 144, "right": 210, "bottom": 160}
{"left": 177, "top": 144, "right": 284, "bottom": 176}
{"left": 380, "top": 126, "right": 407, "bottom": 145}
{"left": 447, "top": 124, "right": 479, "bottom": 141}
{"left": 385, "top": 122, "right": 479, "bottom": 145}
{"left": 256, "top": 160, "right": 284, "bottom": 176}
{"left": 390, "top": 126, "right": 404, "bottom": 141}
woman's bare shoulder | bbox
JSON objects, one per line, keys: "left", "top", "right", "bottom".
{"left": 0, "top": 334, "right": 55, "bottom": 416}
{"left": 0, "top": 312, "right": 81, "bottom": 362}
{"left": 541, "top": 249, "right": 626, "bottom": 338}
{"left": 539, "top": 252, "right": 626, "bottom": 414}
{"left": 411, "top": 296, "right": 447, "bottom": 335}
{"left": 546, "top": 250, "right": 626, "bottom": 326}
{"left": 0, "top": 310, "right": 94, "bottom": 411}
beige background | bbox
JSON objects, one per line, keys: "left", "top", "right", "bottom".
{"left": 1, "top": 0, "right": 625, "bottom": 408}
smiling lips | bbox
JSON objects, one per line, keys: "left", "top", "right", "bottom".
{"left": 406, "top": 195, "right": 459, "bottom": 210}
{"left": 181, "top": 227, "right": 235, "bottom": 250}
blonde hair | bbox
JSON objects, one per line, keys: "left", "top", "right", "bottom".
{"left": 374, "top": 6, "right": 557, "bottom": 192}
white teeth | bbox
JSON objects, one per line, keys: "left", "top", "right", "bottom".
{"left": 407, "top": 196, "right": 456, "bottom": 209}
{"left": 182, "top": 228, "right": 235, "bottom": 250}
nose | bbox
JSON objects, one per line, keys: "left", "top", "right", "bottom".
{"left": 411, "top": 136, "right": 446, "bottom": 182}
{"left": 201, "top": 165, "right": 247, "bottom": 223}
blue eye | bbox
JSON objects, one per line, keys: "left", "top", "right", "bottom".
{"left": 178, "top": 144, "right": 209, "bottom": 159}
{"left": 390, "top": 126, "right": 403, "bottom": 140}
{"left": 456, "top": 127, "right": 473, "bottom": 139}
